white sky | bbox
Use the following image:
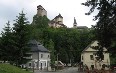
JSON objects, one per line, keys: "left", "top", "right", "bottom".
{"left": 0, "top": 0, "right": 97, "bottom": 32}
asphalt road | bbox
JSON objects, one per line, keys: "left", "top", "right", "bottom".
{"left": 34, "top": 67, "right": 81, "bottom": 73}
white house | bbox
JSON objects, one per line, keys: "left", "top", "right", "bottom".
{"left": 81, "top": 41, "right": 110, "bottom": 70}
{"left": 25, "top": 40, "right": 51, "bottom": 71}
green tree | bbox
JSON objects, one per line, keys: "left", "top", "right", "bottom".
{"left": 46, "top": 39, "right": 56, "bottom": 67}
{"left": 13, "top": 11, "right": 31, "bottom": 66}
{"left": 0, "top": 21, "right": 14, "bottom": 62}
{"left": 82, "top": 0, "right": 116, "bottom": 60}
{"left": 32, "top": 15, "right": 49, "bottom": 28}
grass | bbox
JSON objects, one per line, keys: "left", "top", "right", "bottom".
{"left": 0, "top": 63, "right": 33, "bottom": 73}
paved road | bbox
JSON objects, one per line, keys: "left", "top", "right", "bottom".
{"left": 34, "top": 67, "right": 81, "bottom": 73}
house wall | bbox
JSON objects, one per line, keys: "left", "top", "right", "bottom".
{"left": 81, "top": 41, "right": 110, "bottom": 70}
{"left": 26, "top": 52, "right": 51, "bottom": 70}
{"left": 81, "top": 52, "right": 110, "bottom": 70}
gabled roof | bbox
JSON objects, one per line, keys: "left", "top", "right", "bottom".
{"left": 82, "top": 40, "right": 107, "bottom": 53}
{"left": 55, "top": 13, "right": 63, "bottom": 19}
{"left": 28, "top": 40, "right": 49, "bottom": 52}
{"left": 82, "top": 41, "right": 95, "bottom": 53}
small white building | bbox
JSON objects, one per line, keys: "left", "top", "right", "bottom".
{"left": 25, "top": 40, "right": 51, "bottom": 71}
{"left": 81, "top": 41, "right": 110, "bottom": 70}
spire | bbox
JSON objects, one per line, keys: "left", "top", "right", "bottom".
{"left": 73, "top": 17, "right": 77, "bottom": 28}
{"left": 74, "top": 17, "right": 77, "bottom": 24}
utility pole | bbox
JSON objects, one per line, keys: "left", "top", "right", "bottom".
{"left": 32, "top": 60, "right": 35, "bottom": 73}
{"left": 57, "top": 53, "right": 58, "bottom": 70}
{"left": 38, "top": 52, "right": 39, "bottom": 70}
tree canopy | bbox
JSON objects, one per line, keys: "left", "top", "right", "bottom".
{"left": 0, "top": 12, "right": 32, "bottom": 66}
{"left": 82, "top": 0, "right": 116, "bottom": 61}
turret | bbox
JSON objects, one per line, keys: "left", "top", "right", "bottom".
{"left": 37, "top": 5, "right": 47, "bottom": 17}
{"left": 73, "top": 17, "right": 77, "bottom": 28}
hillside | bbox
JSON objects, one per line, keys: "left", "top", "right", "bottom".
{"left": 0, "top": 63, "right": 32, "bottom": 73}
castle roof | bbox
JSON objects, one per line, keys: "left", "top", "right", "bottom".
{"left": 37, "top": 5, "right": 42, "bottom": 8}
{"left": 55, "top": 13, "right": 63, "bottom": 19}
{"left": 77, "top": 26, "right": 88, "bottom": 29}
{"left": 37, "top": 5, "right": 46, "bottom": 11}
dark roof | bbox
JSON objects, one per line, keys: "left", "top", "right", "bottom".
{"left": 37, "top": 5, "right": 46, "bottom": 11}
{"left": 37, "top": 5, "right": 42, "bottom": 8}
{"left": 57, "top": 14, "right": 63, "bottom": 18}
{"left": 77, "top": 26, "right": 88, "bottom": 29}
{"left": 55, "top": 14, "right": 63, "bottom": 19}
{"left": 28, "top": 40, "right": 49, "bottom": 52}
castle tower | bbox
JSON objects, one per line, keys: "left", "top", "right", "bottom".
{"left": 73, "top": 17, "right": 77, "bottom": 28}
{"left": 55, "top": 13, "right": 63, "bottom": 24}
{"left": 37, "top": 5, "right": 47, "bottom": 17}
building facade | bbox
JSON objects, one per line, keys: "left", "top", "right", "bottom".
{"left": 81, "top": 41, "right": 110, "bottom": 70}
{"left": 25, "top": 40, "right": 51, "bottom": 71}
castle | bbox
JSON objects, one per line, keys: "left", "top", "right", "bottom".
{"left": 36, "top": 5, "right": 88, "bottom": 29}
{"left": 36, "top": 5, "right": 66, "bottom": 28}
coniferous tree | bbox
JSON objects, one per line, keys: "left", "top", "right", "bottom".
{"left": 13, "top": 11, "right": 31, "bottom": 66}
{"left": 0, "top": 21, "right": 14, "bottom": 63}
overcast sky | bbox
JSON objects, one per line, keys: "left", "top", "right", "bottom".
{"left": 0, "top": 0, "right": 97, "bottom": 32}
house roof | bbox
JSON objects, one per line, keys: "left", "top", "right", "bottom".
{"left": 82, "top": 41, "right": 95, "bottom": 53}
{"left": 28, "top": 40, "right": 49, "bottom": 52}
{"left": 82, "top": 40, "right": 107, "bottom": 53}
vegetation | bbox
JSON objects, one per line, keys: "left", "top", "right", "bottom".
{"left": 0, "top": 11, "right": 32, "bottom": 66}
{"left": 30, "top": 14, "right": 95, "bottom": 65}
{"left": 0, "top": 63, "right": 32, "bottom": 73}
{"left": 0, "top": 11, "right": 95, "bottom": 67}
{"left": 82, "top": 0, "right": 116, "bottom": 62}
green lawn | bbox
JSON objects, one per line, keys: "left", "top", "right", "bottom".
{"left": 0, "top": 63, "right": 33, "bottom": 73}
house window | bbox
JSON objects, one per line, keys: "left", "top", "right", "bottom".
{"left": 41, "top": 54, "right": 43, "bottom": 58}
{"left": 91, "top": 65, "right": 94, "bottom": 70}
{"left": 102, "top": 55, "right": 104, "bottom": 60}
{"left": 45, "top": 62, "right": 46, "bottom": 66}
{"left": 82, "top": 56, "right": 83, "bottom": 60}
{"left": 90, "top": 55, "right": 94, "bottom": 60}
{"left": 48, "top": 55, "right": 49, "bottom": 58}
{"left": 29, "top": 63, "right": 31, "bottom": 66}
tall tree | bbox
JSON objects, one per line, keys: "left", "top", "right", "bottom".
{"left": 0, "top": 21, "right": 14, "bottom": 62}
{"left": 13, "top": 11, "right": 31, "bottom": 66}
{"left": 82, "top": 0, "right": 116, "bottom": 60}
